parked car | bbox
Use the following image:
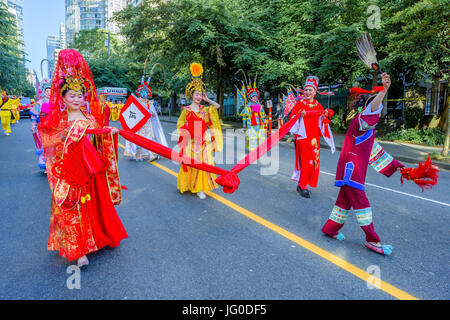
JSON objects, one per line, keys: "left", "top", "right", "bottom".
{"left": 19, "top": 97, "right": 32, "bottom": 119}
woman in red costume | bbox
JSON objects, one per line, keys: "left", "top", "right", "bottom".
{"left": 39, "top": 49, "right": 128, "bottom": 267}
{"left": 289, "top": 76, "right": 334, "bottom": 198}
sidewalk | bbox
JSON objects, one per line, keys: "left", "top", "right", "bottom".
{"left": 159, "top": 115, "right": 450, "bottom": 171}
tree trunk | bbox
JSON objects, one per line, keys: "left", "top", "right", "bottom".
{"left": 442, "top": 95, "right": 450, "bottom": 157}
{"left": 216, "top": 65, "right": 224, "bottom": 119}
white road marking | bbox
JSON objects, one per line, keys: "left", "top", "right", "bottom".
{"left": 320, "top": 171, "right": 450, "bottom": 207}
{"left": 162, "top": 122, "right": 449, "bottom": 208}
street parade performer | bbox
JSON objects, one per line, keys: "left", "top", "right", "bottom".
{"left": 236, "top": 70, "right": 266, "bottom": 151}
{"left": 39, "top": 49, "right": 128, "bottom": 267}
{"left": 124, "top": 61, "right": 168, "bottom": 161}
{"left": 288, "top": 76, "right": 335, "bottom": 198}
{"left": 0, "top": 90, "right": 12, "bottom": 136}
{"left": 321, "top": 72, "right": 439, "bottom": 255}
{"left": 177, "top": 63, "right": 223, "bottom": 200}
{"left": 30, "top": 63, "right": 52, "bottom": 172}
{"left": 241, "top": 79, "right": 266, "bottom": 152}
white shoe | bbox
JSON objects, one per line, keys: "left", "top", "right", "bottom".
{"left": 197, "top": 191, "right": 206, "bottom": 200}
{"left": 77, "top": 255, "right": 89, "bottom": 267}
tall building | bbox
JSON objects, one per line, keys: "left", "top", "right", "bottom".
{"left": 46, "top": 35, "right": 60, "bottom": 77}
{"left": 127, "top": 0, "right": 142, "bottom": 6}
{"left": 59, "top": 23, "right": 67, "bottom": 50}
{"left": 65, "top": 0, "right": 128, "bottom": 46}
{"left": 45, "top": 23, "right": 67, "bottom": 76}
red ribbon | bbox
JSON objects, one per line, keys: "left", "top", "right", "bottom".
{"left": 86, "top": 109, "right": 302, "bottom": 194}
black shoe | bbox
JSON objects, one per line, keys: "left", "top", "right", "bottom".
{"left": 296, "top": 186, "right": 310, "bottom": 198}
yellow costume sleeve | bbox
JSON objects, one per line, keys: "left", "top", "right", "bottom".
{"left": 207, "top": 106, "right": 223, "bottom": 153}
{"left": 177, "top": 108, "right": 189, "bottom": 132}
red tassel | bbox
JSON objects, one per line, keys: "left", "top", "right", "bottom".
{"left": 400, "top": 157, "right": 439, "bottom": 192}
{"left": 349, "top": 86, "right": 385, "bottom": 95}
{"left": 121, "top": 186, "right": 128, "bottom": 190}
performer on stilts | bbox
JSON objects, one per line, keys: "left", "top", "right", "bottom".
{"left": 124, "top": 61, "right": 168, "bottom": 161}
{"left": 177, "top": 63, "right": 223, "bottom": 200}
{"left": 39, "top": 49, "right": 128, "bottom": 267}
{"left": 289, "top": 76, "right": 335, "bottom": 198}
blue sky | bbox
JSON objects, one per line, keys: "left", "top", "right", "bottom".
{"left": 23, "top": 0, "right": 65, "bottom": 78}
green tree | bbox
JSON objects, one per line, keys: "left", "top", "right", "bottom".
{"left": 0, "top": 2, "right": 34, "bottom": 97}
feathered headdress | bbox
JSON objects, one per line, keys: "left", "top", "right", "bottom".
{"left": 136, "top": 58, "right": 166, "bottom": 99}
{"left": 235, "top": 69, "right": 260, "bottom": 101}
{"left": 185, "top": 63, "right": 206, "bottom": 98}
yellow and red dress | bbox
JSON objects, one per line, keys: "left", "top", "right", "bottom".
{"left": 176, "top": 105, "right": 222, "bottom": 194}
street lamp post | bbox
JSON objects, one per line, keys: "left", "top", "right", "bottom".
{"left": 104, "top": 31, "right": 110, "bottom": 58}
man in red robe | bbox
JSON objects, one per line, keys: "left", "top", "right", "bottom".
{"left": 289, "top": 76, "right": 334, "bottom": 198}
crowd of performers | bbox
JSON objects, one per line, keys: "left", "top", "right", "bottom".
{"left": 18, "top": 48, "right": 438, "bottom": 268}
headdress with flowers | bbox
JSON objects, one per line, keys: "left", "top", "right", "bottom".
{"left": 185, "top": 63, "right": 206, "bottom": 98}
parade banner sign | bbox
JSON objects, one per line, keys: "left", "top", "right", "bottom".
{"left": 119, "top": 94, "right": 151, "bottom": 133}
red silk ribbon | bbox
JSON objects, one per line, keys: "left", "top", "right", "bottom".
{"left": 85, "top": 110, "right": 302, "bottom": 194}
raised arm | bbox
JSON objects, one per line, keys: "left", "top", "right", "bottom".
{"left": 370, "top": 73, "right": 391, "bottom": 112}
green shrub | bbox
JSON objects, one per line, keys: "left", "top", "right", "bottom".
{"left": 381, "top": 127, "right": 445, "bottom": 146}
{"left": 330, "top": 107, "right": 347, "bottom": 133}
{"left": 404, "top": 106, "right": 422, "bottom": 129}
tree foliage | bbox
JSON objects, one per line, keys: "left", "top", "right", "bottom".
{"left": 0, "top": 2, "right": 34, "bottom": 97}
{"left": 111, "top": 0, "right": 449, "bottom": 103}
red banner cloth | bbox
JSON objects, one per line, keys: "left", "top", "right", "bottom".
{"left": 85, "top": 110, "right": 301, "bottom": 194}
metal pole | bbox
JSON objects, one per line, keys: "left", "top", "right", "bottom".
{"left": 108, "top": 31, "right": 111, "bottom": 58}
{"left": 327, "top": 85, "right": 330, "bottom": 109}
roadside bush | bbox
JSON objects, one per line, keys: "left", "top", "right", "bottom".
{"left": 380, "top": 127, "right": 445, "bottom": 146}
{"left": 405, "top": 106, "right": 423, "bottom": 129}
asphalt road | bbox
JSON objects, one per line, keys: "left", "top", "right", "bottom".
{"left": 0, "top": 119, "right": 449, "bottom": 300}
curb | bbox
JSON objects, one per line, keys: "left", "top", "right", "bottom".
{"left": 160, "top": 119, "right": 450, "bottom": 171}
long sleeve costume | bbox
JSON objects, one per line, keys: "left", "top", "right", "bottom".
{"left": 288, "top": 99, "right": 335, "bottom": 189}
{"left": 321, "top": 102, "right": 404, "bottom": 243}
{"left": 177, "top": 105, "right": 223, "bottom": 193}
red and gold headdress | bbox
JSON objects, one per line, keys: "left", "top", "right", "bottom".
{"left": 40, "top": 49, "right": 103, "bottom": 129}
{"left": 185, "top": 63, "right": 206, "bottom": 98}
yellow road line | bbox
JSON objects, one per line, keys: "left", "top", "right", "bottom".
{"left": 117, "top": 142, "right": 418, "bottom": 300}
